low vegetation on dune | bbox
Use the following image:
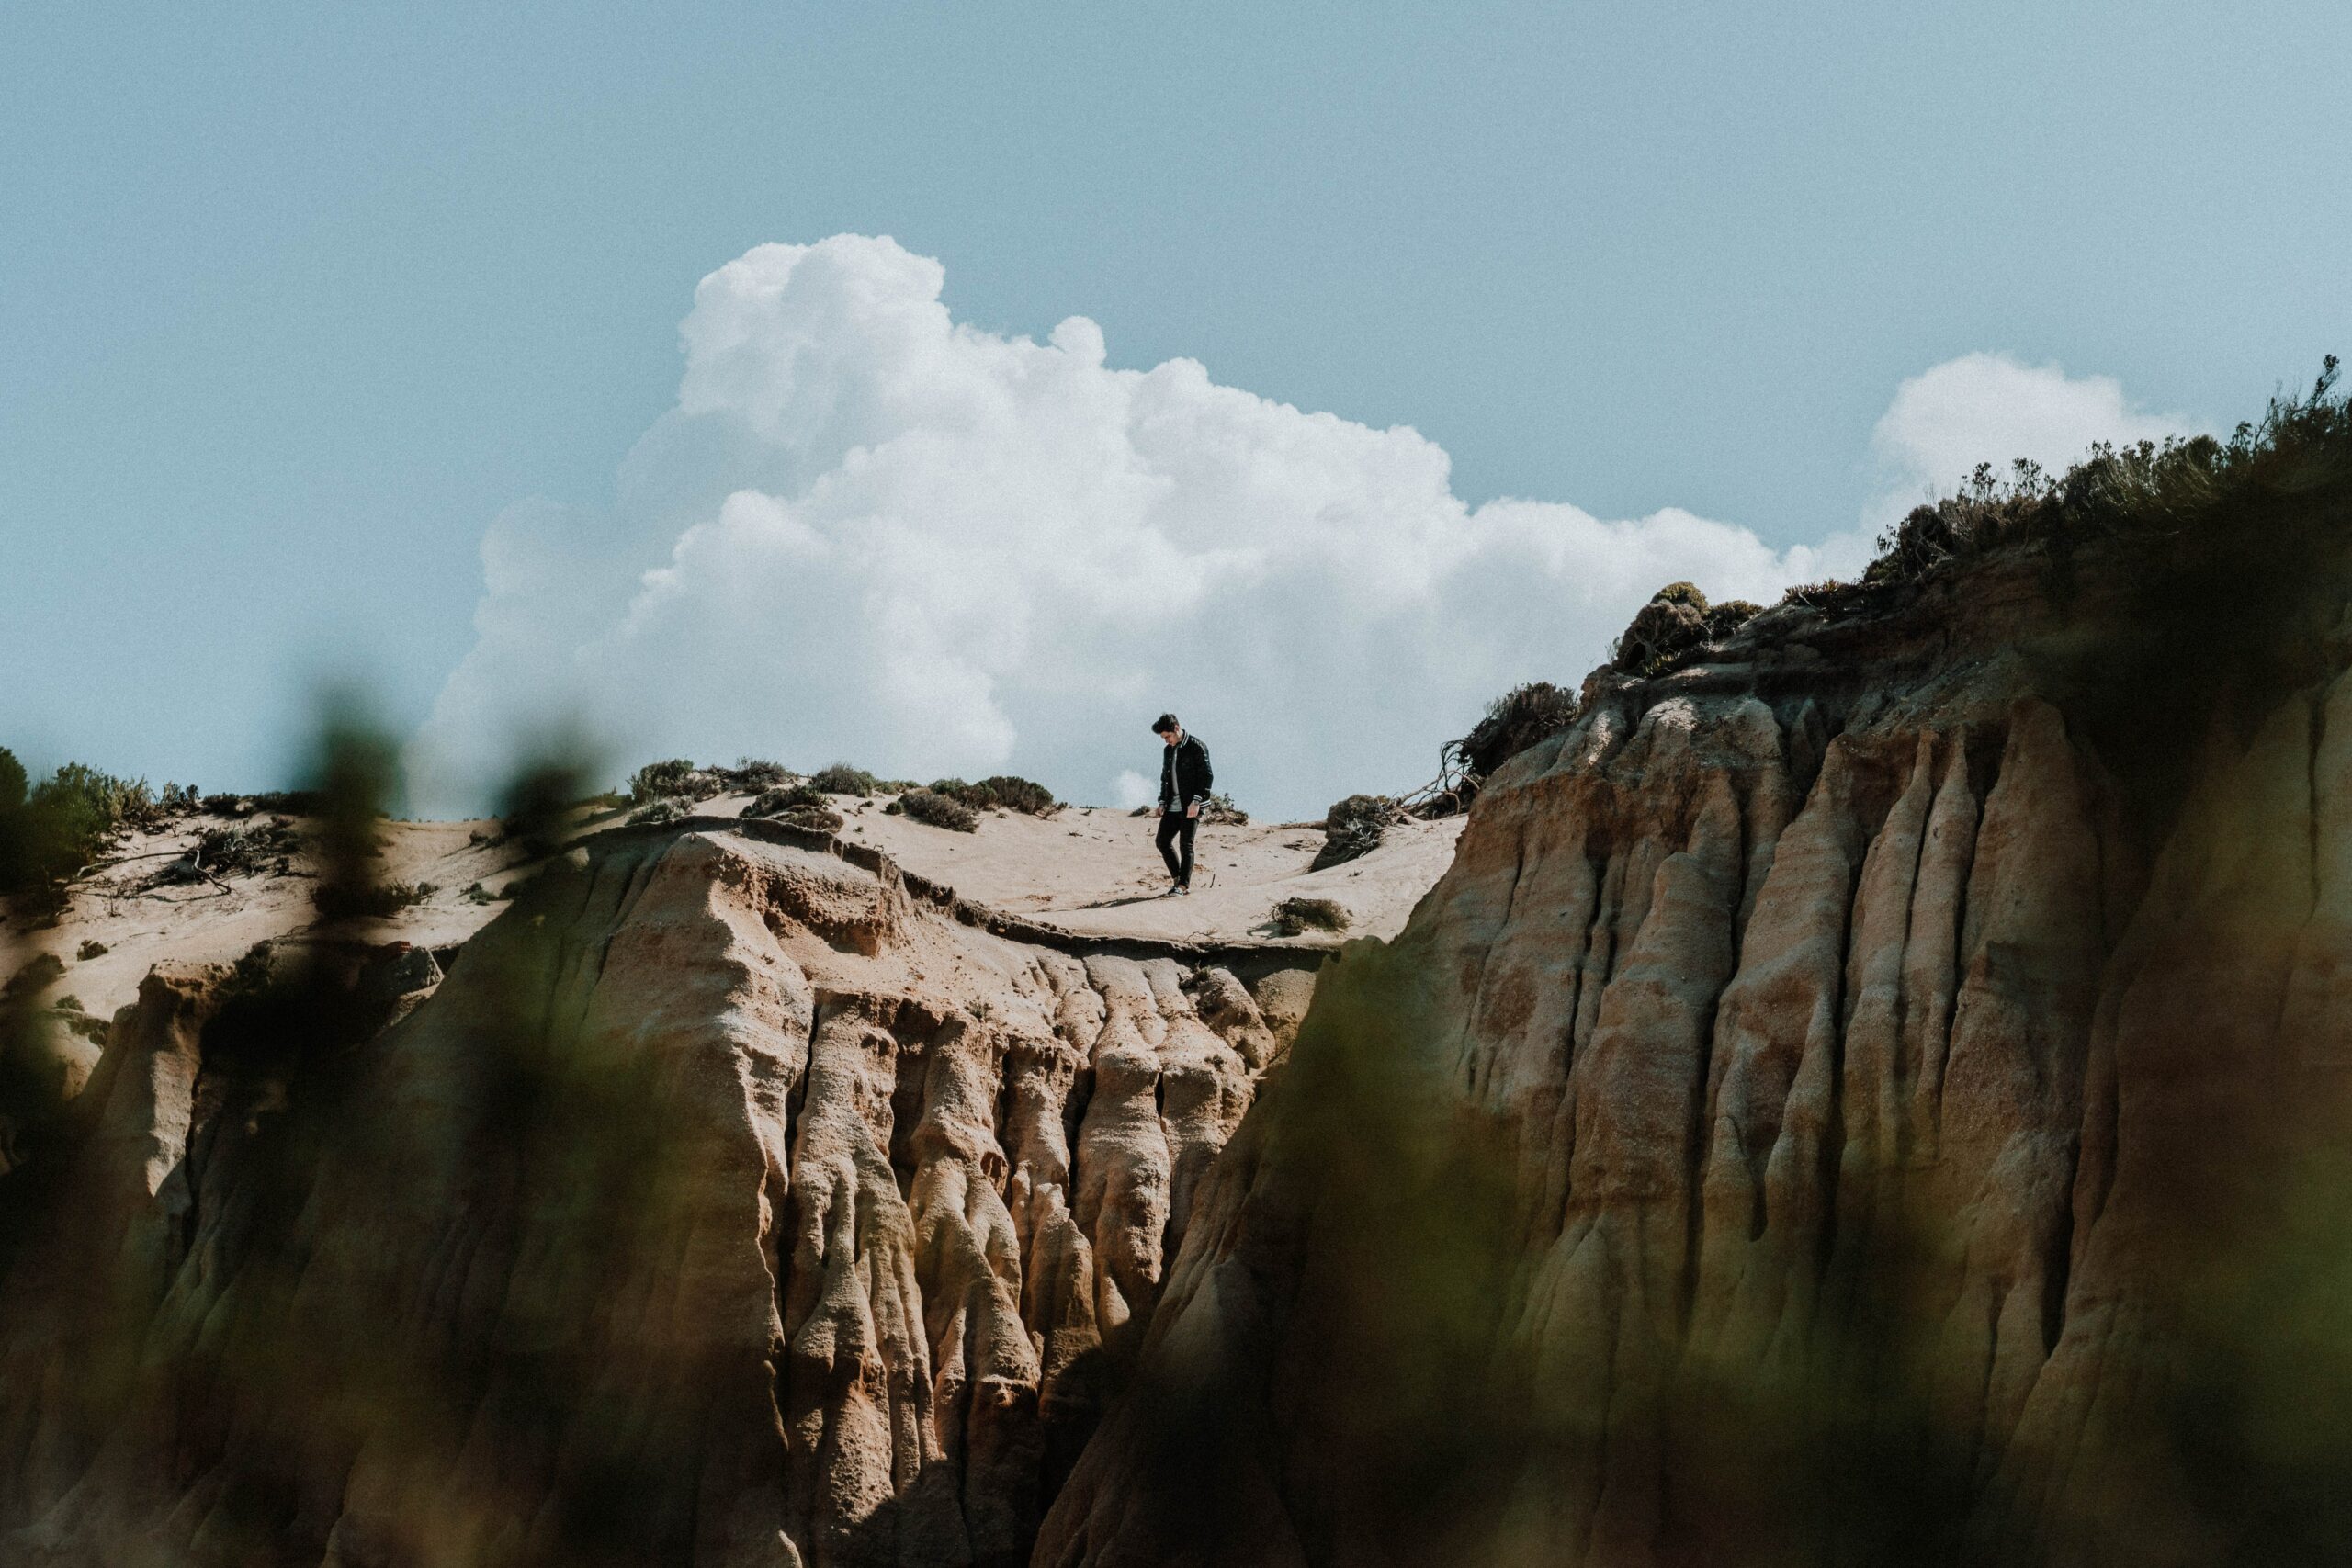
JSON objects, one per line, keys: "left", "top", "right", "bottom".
{"left": 728, "top": 758, "right": 793, "bottom": 791}
{"left": 628, "top": 758, "right": 702, "bottom": 805}
{"left": 747, "top": 784, "right": 845, "bottom": 834}
{"left": 312, "top": 877, "right": 435, "bottom": 920}
{"left": 623, "top": 756, "right": 789, "bottom": 807}
{"left": 155, "top": 819, "right": 303, "bottom": 886}
{"left": 1200, "top": 792, "right": 1248, "bottom": 825}
{"left": 625, "top": 755, "right": 977, "bottom": 819}
{"left": 1271, "top": 896, "right": 1351, "bottom": 936}
{"left": 0, "top": 750, "right": 206, "bottom": 917}
{"left": 1313, "top": 794, "right": 1395, "bottom": 870}
{"left": 926, "top": 774, "right": 1059, "bottom": 817}
{"left": 895, "top": 788, "right": 979, "bottom": 833}
{"left": 803, "top": 762, "right": 877, "bottom": 796}
{"left": 628, "top": 757, "right": 797, "bottom": 807}
{"left": 744, "top": 783, "right": 826, "bottom": 818}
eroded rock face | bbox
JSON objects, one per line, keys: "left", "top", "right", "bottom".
{"left": 1042, "top": 561, "right": 2352, "bottom": 1566}
{"left": 0, "top": 827, "right": 1306, "bottom": 1568}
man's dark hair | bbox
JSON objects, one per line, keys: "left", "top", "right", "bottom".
{"left": 1151, "top": 713, "right": 1180, "bottom": 735}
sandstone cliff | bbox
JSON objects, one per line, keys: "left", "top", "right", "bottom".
{"left": 9, "top": 452, "right": 2352, "bottom": 1565}
{"left": 1040, "top": 535, "right": 2352, "bottom": 1566}
{"left": 0, "top": 821, "right": 1311, "bottom": 1567}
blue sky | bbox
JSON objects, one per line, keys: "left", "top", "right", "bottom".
{"left": 5, "top": 1, "right": 2347, "bottom": 811}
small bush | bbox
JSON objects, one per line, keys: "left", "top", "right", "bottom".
{"left": 1614, "top": 589, "right": 1711, "bottom": 673}
{"left": 313, "top": 878, "right": 431, "bottom": 921}
{"left": 728, "top": 758, "right": 794, "bottom": 791}
{"left": 193, "top": 818, "right": 303, "bottom": 877}
{"left": 1200, "top": 793, "right": 1249, "bottom": 825}
{"left": 1, "top": 761, "right": 152, "bottom": 901}
{"left": 121, "top": 784, "right": 199, "bottom": 831}
{"left": 807, "top": 762, "right": 878, "bottom": 797}
{"left": 152, "top": 819, "right": 302, "bottom": 888}
{"left": 1455, "top": 682, "right": 1580, "bottom": 783}
{"left": 629, "top": 797, "right": 689, "bottom": 827}
{"left": 929, "top": 774, "right": 1059, "bottom": 817}
{"left": 1706, "top": 599, "right": 1762, "bottom": 637}
{"left": 35, "top": 762, "right": 149, "bottom": 847}
{"left": 1313, "top": 794, "right": 1395, "bottom": 870}
{"left": 776, "top": 806, "right": 845, "bottom": 834}
{"left": 899, "top": 789, "right": 978, "bottom": 832}
{"left": 628, "top": 759, "right": 704, "bottom": 805}
{"left": 248, "top": 790, "right": 322, "bottom": 816}
{"left": 1271, "top": 897, "right": 1351, "bottom": 936}
{"left": 981, "top": 774, "right": 1058, "bottom": 815}
{"left": 4, "top": 953, "right": 64, "bottom": 1001}
{"left": 746, "top": 784, "right": 826, "bottom": 818}
{"left": 76, "top": 940, "right": 107, "bottom": 961}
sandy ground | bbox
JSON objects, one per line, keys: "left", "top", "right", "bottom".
{"left": 4, "top": 795, "right": 1464, "bottom": 1029}
{"left": 696, "top": 795, "right": 1465, "bottom": 947}
{"left": 0, "top": 813, "right": 548, "bottom": 1028}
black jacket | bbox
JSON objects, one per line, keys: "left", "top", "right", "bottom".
{"left": 1159, "top": 733, "right": 1213, "bottom": 812}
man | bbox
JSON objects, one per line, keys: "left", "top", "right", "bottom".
{"left": 1151, "top": 713, "right": 1213, "bottom": 896}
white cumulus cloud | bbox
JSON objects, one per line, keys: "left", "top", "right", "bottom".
{"left": 409, "top": 238, "right": 2177, "bottom": 821}
{"left": 1865, "top": 352, "right": 2202, "bottom": 529}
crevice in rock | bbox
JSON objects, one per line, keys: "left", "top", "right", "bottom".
{"left": 2040, "top": 1144, "right": 2078, "bottom": 1359}
{"left": 2310, "top": 682, "right": 2326, "bottom": 913}
{"left": 1677, "top": 987, "right": 1724, "bottom": 1345}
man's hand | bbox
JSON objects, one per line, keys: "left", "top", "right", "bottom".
{"left": 1186, "top": 800, "right": 1200, "bottom": 818}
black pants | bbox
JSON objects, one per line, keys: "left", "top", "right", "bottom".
{"left": 1157, "top": 808, "right": 1197, "bottom": 886}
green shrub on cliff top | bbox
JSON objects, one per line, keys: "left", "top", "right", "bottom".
{"left": 628, "top": 759, "right": 702, "bottom": 804}
{"left": 927, "top": 774, "right": 1058, "bottom": 817}
{"left": 899, "top": 788, "right": 978, "bottom": 832}
{"left": 1458, "top": 682, "right": 1580, "bottom": 781}
{"left": 807, "top": 762, "right": 878, "bottom": 797}
{"left": 1855, "top": 355, "right": 2352, "bottom": 595}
